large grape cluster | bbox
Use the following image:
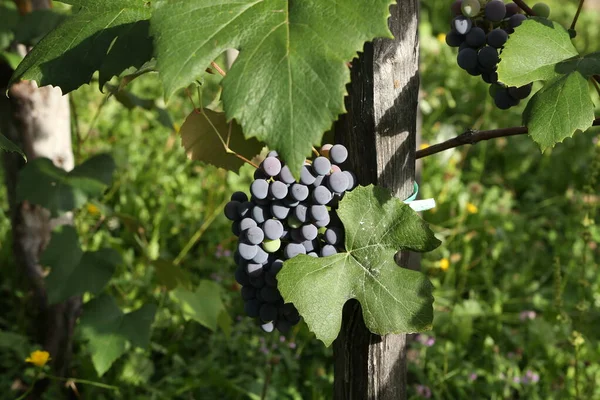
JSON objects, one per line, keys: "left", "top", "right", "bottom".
{"left": 224, "top": 144, "right": 356, "bottom": 334}
{"left": 446, "top": 0, "right": 534, "bottom": 109}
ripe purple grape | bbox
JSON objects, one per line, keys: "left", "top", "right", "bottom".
{"left": 263, "top": 219, "right": 284, "bottom": 240}
{"left": 487, "top": 29, "right": 508, "bottom": 48}
{"left": 312, "top": 156, "right": 331, "bottom": 176}
{"left": 329, "top": 144, "right": 348, "bottom": 164}
{"left": 261, "top": 156, "right": 281, "bottom": 177}
{"left": 269, "top": 180, "right": 288, "bottom": 200}
{"left": 485, "top": 0, "right": 506, "bottom": 22}
{"left": 328, "top": 171, "right": 349, "bottom": 194}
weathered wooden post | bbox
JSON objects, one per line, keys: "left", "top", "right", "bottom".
{"left": 334, "top": 1, "right": 419, "bottom": 398}
{"left": 0, "top": 1, "right": 79, "bottom": 394}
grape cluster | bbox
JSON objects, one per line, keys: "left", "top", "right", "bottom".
{"left": 446, "top": 0, "right": 534, "bottom": 109}
{"left": 224, "top": 144, "right": 356, "bottom": 334}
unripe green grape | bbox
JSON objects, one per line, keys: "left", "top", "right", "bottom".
{"left": 262, "top": 239, "right": 281, "bottom": 253}
{"left": 532, "top": 2, "right": 550, "bottom": 18}
{"left": 461, "top": 0, "right": 481, "bottom": 17}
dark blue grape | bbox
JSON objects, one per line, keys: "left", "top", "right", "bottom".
{"left": 270, "top": 201, "right": 290, "bottom": 219}
{"left": 244, "top": 226, "right": 264, "bottom": 245}
{"left": 485, "top": 0, "right": 506, "bottom": 22}
{"left": 239, "top": 242, "right": 258, "bottom": 260}
{"left": 327, "top": 172, "right": 349, "bottom": 193}
{"left": 452, "top": 16, "right": 472, "bottom": 35}
{"left": 312, "top": 157, "right": 331, "bottom": 176}
{"left": 329, "top": 144, "right": 348, "bottom": 164}
{"left": 300, "top": 165, "right": 316, "bottom": 185}
{"left": 244, "top": 299, "right": 260, "bottom": 318}
{"left": 241, "top": 286, "right": 256, "bottom": 300}
{"left": 246, "top": 263, "right": 263, "bottom": 277}
{"left": 260, "top": 287, "right": 281, "bottom": 303}
{"left": 224, "top": 201, "right": 240, "bottom": 220}
{"left": 466, "top": 27, "right": 486, "bottom": 48}
{"left": 457, "top": 48, "right": 478, "bottom": 70}
{"left": 284, "top": 243, "right": 306, "bottom": 259}
{"left": 263, "top": 219, "right": 284, "bottom": 240}
{"left": 487, "top": 29, "right": 508, "bottom": 48}
{"left": 321, "top": 245, "right": 338, "bottom": 257}
{"left": 240, "top": 218, "right": 257, "bottom": 231}
{"left": 261, "top": 156, "right": 281, "bottom": 177}
{"left": 312, "top": 186, "right": 332, "bottom": 205}
{"left": 301, "top": 224, "right": 318, "bottom": 241}
{"left": 251, "top": 179, "right": 269, "bottom": 199}
{"left": 269, "top": 181, "right": 288, "bottom": 200}
{"left": 251, "top": 205, "right": 270, "bottom": 224}
{"left": 290, "top": 183, "right": 309, "bottom": 201}
{"left": 446, "top": 31, "right": 464, "bottom": 47}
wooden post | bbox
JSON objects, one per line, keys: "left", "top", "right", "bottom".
{"left": 333, "top": 1, "right": 419, "bottom": 398}
{"left": 0, "top": 1, "right": 79, "bottom": 396}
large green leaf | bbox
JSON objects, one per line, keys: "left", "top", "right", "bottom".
{"left": 523, "top": 72, "right": 595, "bottom": 151}
{"left": 497, "top": 18, "right": 600, "bottom": 150}
{"left": 16, "top": 154, "right": 115, "bottom": 216}
{"left": 172, "top": 280, "right": 227, "bottom": 332}
{"left": 9, "top": 0, "right": 153, "bottom": 93}
{"left": 497, "top": 18, "right": 579, "bottom": 87}
{"left": 80, "top": 295, "right": 157, "bottom": 376}
{"left": 151, "top": 0, "right": 394, "bottom": 175}
{"left": 278, "top": 185, "right": 441, "bottom": 346}
{"left": 41, "top": 226, "right": 121, "bottom": 305}
{"left": 180, "top": 108, "right": 264, "bottom": 173}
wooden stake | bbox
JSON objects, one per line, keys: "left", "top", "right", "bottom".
{"left": 333, "top": 1, "right": 419, "bottom": 398}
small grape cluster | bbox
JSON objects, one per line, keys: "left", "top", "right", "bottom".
{"left": 446, "top": 0, "right": 534, "bottom": 109}
{"left": 224, "top": 144, "right": 356, "bottom": 334}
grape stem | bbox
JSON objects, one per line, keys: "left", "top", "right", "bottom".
{"left": 312, "top": 146, "right": 320, "bottom": 156}
{"left": 513, "top": 0, "right": 536, "bottom": 16}
{"left": 210, "top": 61, "right": 227, "bottom": 77}
{"left": 416, "top": 117, "right": 600, "bottom": 159}
{"left": 570, "top": 0, "right": 585, "bottom": 30}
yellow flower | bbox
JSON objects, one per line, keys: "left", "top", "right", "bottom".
{"left": 25, "top": 350, "right": 51, "bottom": 367}
{"left": 466, "top": 203, "right": 478, "bottom": 214}
{"left": 439, "top": 258, "right": 450, "bottom": 271}
{"left": 437, "top": 33, "right": 446, "bottom": 43}
{"left": 86, "top": 203, "right": 100, "bottom": 216}
{"left": 419, "top": 143, "right": 430, "bottom": 150}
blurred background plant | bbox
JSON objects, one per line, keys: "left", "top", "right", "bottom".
{"left": 0, "top": 0, "right": 598, "bottom": 399}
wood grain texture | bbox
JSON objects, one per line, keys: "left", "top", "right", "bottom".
{"left": 333, "top": 1, "right": 419, "bottom": 398}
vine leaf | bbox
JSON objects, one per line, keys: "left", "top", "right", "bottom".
{"left": 180, "top": 108, "right": 264, "bottom": 173}
{"left": 0, "top": 134, "right": 26, "bottom": 160}
{"left": 277, "top": 185, "right": 441, "bottom": 346}
{"left": 497, "top": 18, "right": 579, "bottom": 86}
{"left": 498, "top": 18, "right": 600, "bottom": 150}
{"left": 41, "top": 226, "right": 121, "bottom": 305}
{"left": 171, "top": 280, "right": 228, "bottom": 332}
{"left": 80, "top": 295, "right": 157, "bottom": 377}
{"left": 523, "top": 73, "right": 594, "bottom": 151}
{"left": 151, "top": 0, "right": 394, "bottom": 175}
{"left": 16, "top": 154, "right": 115, "bottom": 216}
{"left": 9, "top": 0, "right": 153, "bottom": 93}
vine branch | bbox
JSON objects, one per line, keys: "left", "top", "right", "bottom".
{"left": 570, "top": 0, "right": 585, "bottom": 30}
{"left": 416, "top": 117, "right": 600, "bottom": 159}
{"left": 513, "top": 0, "right": 536, "bottom": 16}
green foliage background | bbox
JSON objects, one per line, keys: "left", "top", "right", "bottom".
{"left": 0, "top": 0, "right": 599, "bottom": 399}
